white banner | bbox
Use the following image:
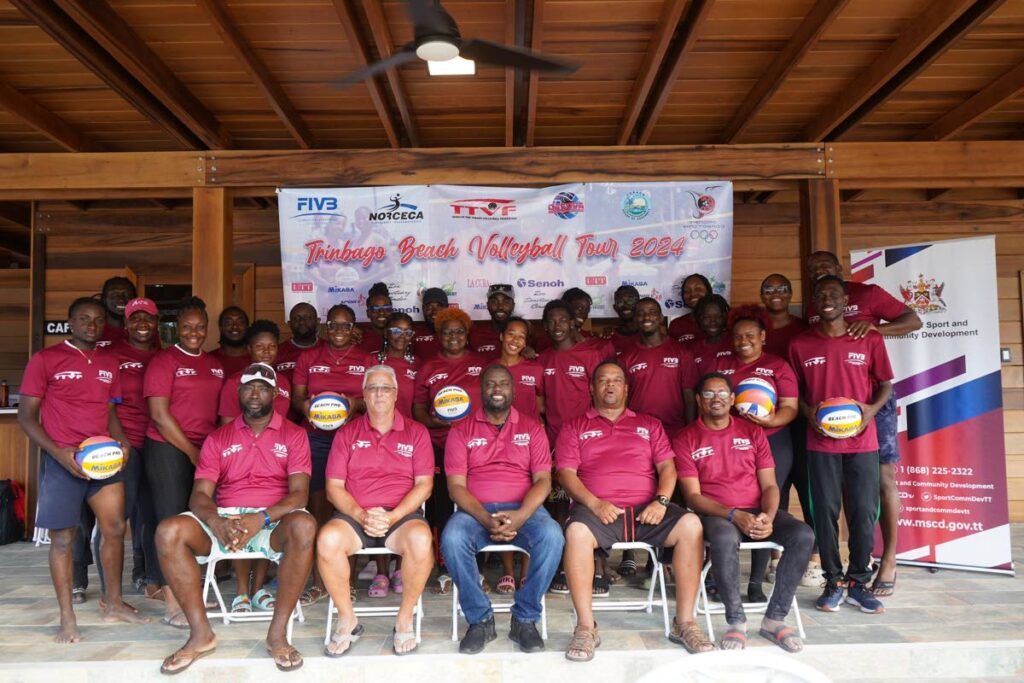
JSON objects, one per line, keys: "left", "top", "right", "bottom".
{"left": 278, "top": 182, "right": 733, "bottom": 321}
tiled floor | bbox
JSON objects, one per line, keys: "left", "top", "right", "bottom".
{"left": 0, "top": 526, "right": 1021, "bottom": 666}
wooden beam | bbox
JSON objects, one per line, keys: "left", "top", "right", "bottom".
{"left": 192, "top": 187, "right": 233, "bottom": 349}
{"left": 915, "top": 60, "right": 1024, "bottom": 142}
{"left": 10, "top": 0, "right": 203, "bottom": 150}
{"left": 841, "top": 189, "right": 867, "bottom": 202}
{"left": 0, "top": 225, "right": 29, "bottom": 257}
{"left": 28, "top": 203, "right": 44, "bottom": 354}
{"left": 636, "top": 0, "right": 716, "bottom": 145}
{"left": 524, "top": 0, "right": 546, "bottom": 146}
{"left": 504, "top": 0, "right": 518, "bottom": 146}
{"left": 361, "top": 0, "right": 418, "bottom": 147}
{"left": 719, "top": 0, "right": 849, "bottom": 143}
{"left": 926, "top": 189, "right": 953, "bottom": 201}
{"left": 617, "top": 0, "right": 689, "bottom": 145}
{"left": 0, "top": 80, "right": 92, "bottom": 152}
{"left": 150, "top": 199, "right": 176, "bottom": 210}
{"left": 802, "top": 0, "right": 976, "bottom": 141}
{"left": 0, "top": 201, "right": 31, "bottom": 227}
{"left": 65, "top": 200, "right": 89, "bottom": 211}
{"left": 827, "top": 141, "right": 1024, "bottom": 187}
{"left": 753, "top": 191, "right": 775, "bottom": 204}
{"left": 54, "top": 0, "right": 232, "bottom": 149}
{"left": 329, "top": 0, "right": 401, "bottom": 148}
{"left": 798, "top": 179, "right": 842, "bottom": 269}
{"left": 195, "top": 0, "right": 314, "bottom": 149}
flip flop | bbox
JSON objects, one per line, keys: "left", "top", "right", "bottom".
{"left": 720, "top": 627, "right": 747, "bottom": 650}
{"left": 266, "top": 644, "right": 303, "bottom": 672}
{"left": 393, "top": 627, "right": 417, "bottom": 656}
{"left": 160, "top": 644, "right": 216, "bottom": 675}
{"left": 617, "top": 558, "right": 638, "bottom": 577}
{"left": 496, "top": 574, "right": 516, "bottom": 594}
{"left": 161, "top": 612, "right": 190, "bottom": 630}
{"left": 299, "top": 585, "right": 327, "bottom": 606}
{"left": 252, "top": 588, "right": 276, "bottom": 611}
{"left": 759, "top": 624, "right": 803, "bottom": 653}
{"left": 870, "top": 571, "right": 897, "bottom": 597}
{"left": 323, "top": 622, "right": 364, "bottom": 658}
{"left": 230, "top": 594, "right": 252, "bottom": 613}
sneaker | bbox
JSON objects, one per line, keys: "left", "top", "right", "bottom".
{"left": 846, "top": 583, "right": 885, "bottom": 614}
{"left": 815, "top": 583, "right": 846, "bottom": 612}
{"left": 459, "top": 615, "right": 497, "bottom": 654}
{"left": 800, "top": 562, "right": 826, "bottom": 588}
{"left": 509, "top": 616, "right": 545, "bottom": 653}
{"left": 764, "top": 559, "right": 779, "bottom": 584}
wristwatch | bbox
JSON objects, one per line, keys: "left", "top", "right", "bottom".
{"left": 656, "top": 495, "right": 670, "bottom": 507}
{"left": 726, "top": 508, "right": 737, "bottom": 523}
{"left": 262, "top": 511, "right": 272, "bottom": 529}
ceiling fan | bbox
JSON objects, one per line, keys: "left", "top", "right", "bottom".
{"left": 334, "top": 0, "right": 580, "bottom": 85}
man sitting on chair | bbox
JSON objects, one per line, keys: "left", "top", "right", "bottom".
{"left": 317, "top": 364, "right": 434, "bottom": 656}
{"left": 441, "top": 364, "right": 563, "bottom": 655}
{"left": 156, "top": 363, "right": 315, "bottom": 674}
{"left": 673, "top": 372, "right": 813, "bottom": 653}
{"left": 557, "top": 360, "right": 714, "bottom": 661}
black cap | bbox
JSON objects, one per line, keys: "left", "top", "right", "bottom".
{"left": 487, "top": 283, "right": 515, "bottom": 301}
{"left": 422, "top": 287, "right": 449, "bottom": 307}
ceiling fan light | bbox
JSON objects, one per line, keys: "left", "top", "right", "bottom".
{"left": 416, "top": 40, "right": 460, "bottom": 62}
{"left": 427, "top": 56, "right": 476, "bottom": 76}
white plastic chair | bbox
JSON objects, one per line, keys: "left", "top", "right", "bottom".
{"left": 696, "top": 540, "right": 805, "bottom": 641}
{"left": 198, "top": 547, "right": 305, "bottom": 643}
{"left": 581, "top": 541, "right": 671, "bottom": 636}
{"left": 450, "top": 543, "right": 548, "bottom": 641}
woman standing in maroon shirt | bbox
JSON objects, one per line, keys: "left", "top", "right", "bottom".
{"left": 378, "top": 312, "right": 419, "bottom": 419}
{"left": 143, "top": 297, "right": 225, "bottom": 628}
{"left": 690, "top": 294, "right": 732, "bottom": 370}
{"left": 667, "top": 273, "right": 711, "bottom": 344}
{"left": 760, "top": 274, "right": 807, "bottom": 358}
{"left": 291, "top": 303, "right": 375, "bottom": 605}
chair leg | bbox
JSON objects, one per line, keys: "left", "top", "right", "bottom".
{"left": 415, "top": 593, "right": 423, "bottom": 644}
{"left": 324, "top": 597, "right": 334, "bottom": 646}
{"left": 657, "top": 562, "right": 671, "bottom": 638}
{"left": 792, "top": 595, "right": 806, "bottom": 639}
{"left": 697, "top": 564, "right": 714, "bottom": 640}
{"left": 540, "top": 594, "right": 548, "bottom": 640}
{"left": 204, "top": 559, "right": 230, "bottom": 626}
{"left": 643, "top": 548, "right": 657, "bottom": 613}
{"left": 451, "top": 583, "right": 459, "bottom": 641}
{"left": 295, "top": 600, "right": 305, "bottom": 624}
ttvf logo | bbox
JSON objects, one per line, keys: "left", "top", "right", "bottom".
{"left": 297, "top": 197, "right": 338, "bottom": 212}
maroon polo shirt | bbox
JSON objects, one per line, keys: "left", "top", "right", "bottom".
{"left": 713, "top": 352, "right": 799, "bottom": 436}
{"left": 143, "top": 345, "right": 224, "bottom": 446}
{"left": 619, "top": 338, "right": 697, "bottom": 437}
{"left": 413, "top": 352, "right": 486, "bottom": 448}
{"left": 538, "top": 336, "right": 615, "bottom": 444}
{"left": 673, "top": 416, "right": 774, "bottom": 509}
{"left": 804, "top": 281, "right": 907, "bottom": 326}
{"left": 110, "top": 340, "right": 158, "bottom": 449}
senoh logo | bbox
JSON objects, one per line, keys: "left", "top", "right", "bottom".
{"left": 450, "top": 198, "right": 516, "bottom": 219}
{"left": 585, "top": 276, "right": 607, "bottom": 286}
{"left": 516, "top": 278, "right": 565, "bottom": 288}
{"left": 294, "top": 196, "right": 342, "bottom": 216}
{"left": 291, "top": 282, "right": 313, "bottom": 293}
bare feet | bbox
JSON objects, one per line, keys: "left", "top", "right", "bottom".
{"left": 54, "top": 611, "right": 81, "bottom": 644}
{"left": 99, "top": 598, "right": 152, "bottom": 624}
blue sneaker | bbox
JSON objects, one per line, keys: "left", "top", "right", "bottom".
{"left": 815, "top": 582, "right": 846, "bottom": 612}
{"left": 846, "top": 583, "right": 885, "bottom": 614}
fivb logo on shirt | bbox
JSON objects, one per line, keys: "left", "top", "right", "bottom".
{"left": 732, "top": 438, "right": 753, "bottom": 451}
{"left": 272, "top": 443, "right": 289, "bottom": 459}
{"left": 519, "top": 375, "right": 537, "bottom": 387}
{"left": 468, "top": 366, "right": 483, "bottom": 376}
{"left": 513, "top": 433, "right": 531, "bottom": 447}
{"left": 222, "top": 443, "right": 243, "bottom": 458}
{"left": 309, "top": 365, "right": 330, "bottom": 374}
{"left": 211, "top": 368, "right": 224, "bottom": 378}
{"left": 635, "top": 426, "right": 650, "bottom": 441}
{"left": 661, "top": 357, "right": 679, "bottom": 368}
{"left": 346, "top": 365, "right": 365, "bottom": 375}
{"left": 427, "top": 372, "right": 449, "bottom": 386}
{"left": 580, "top": 430, "right": 603, "bottom": 441}
{"left": 803, "top": 357, "right": 826, "bottom": 368}
{"left": 754, "top": 367, "right": 775, "bottom": 378}
{"left": 466, "top": 438, "right": 488, "bottom": 448}
{"left": 352, "top": 440, "right": 371, "bottom": 450}
{"left": 176, "top": 368, "right": 198, "bottom": 378}
{"left": 54, "top": 370, "right": 83, "bottom": 381}
{"left": 691, "top": 446, "right": 714, "bottom": 461}
{"left": 97, "top": 370, "right": 114, "bottom": 384}
{"left": 629, "top": 362, "right": 648, "bottom": 374}
{"left": 845, "top": 352, "right": 867, "bottom": 367}
{"left": 396, "top": 443, "right": 414, "bottom": 458}
{"left": 405, "top": 369, "right": 418, "bottom": 381}
{"left": 567, "top": 365, "right": 586, "bottom": 379}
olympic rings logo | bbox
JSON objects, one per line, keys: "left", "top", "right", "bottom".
{"left": 689, "top": 229, "right": 719, "bottom": 243}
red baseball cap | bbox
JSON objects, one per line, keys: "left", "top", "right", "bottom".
{"left": 124, "top": 297, "right": 158, "bottom": 318}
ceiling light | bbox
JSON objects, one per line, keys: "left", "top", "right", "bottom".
{"left": 427, "top": 56, "right": 476, "bottom": 76}
{"left": 416, "top": 40, "right": 460, "bottom": 62}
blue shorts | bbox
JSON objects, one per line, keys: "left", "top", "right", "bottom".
{"left": 36, "top": 451, "right": 124, "bottom": 530}
{"left": 875, "top": 392, "right": 899, "bottom": 465}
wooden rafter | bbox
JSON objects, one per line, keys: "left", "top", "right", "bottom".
{"left": 504, "top": 0, "right": 517, "bottom": 146}
{"left": 915, "top": 60, "right": 1024, "bottom": 141}
{"left": 196, "top": 0, "right": 314, "bottom": 149}
{"left": 802, "top": 0, "right": 976, "bottom": 142}
{"left": 362, "top": 0, "right": 419, "bottom": 147}
{"left": 329, "top": 0, "right": 401, "bottom": 148}
{"left": 719, "top": 0, "right": 850, "bottom": 143}
{"left": 524, "top": 0, "right": 546, "bottom": 146}
{"left": 54, "top": 0, "right": 232, "bottom": 149}
{"left": 0, "top": 225, "right": 29, "bottom": 257}
{"left": 617, "top": 0, "right": 689, "bottom": 145}
{"left": 635, "top": 0, "right": 715, "bottom": 145}
{"left": 0, "top": 80, "right": 91, "bottom": 152}
{"left": 10, "top": 0, "right": 203, "bottom": 149}
{"left": 150, "top": 199, "right": 176, "bottom": 210}
{"left": 926, "top": 189, "right": 953, "bottom": 201}
{"left": 0, "top": 201, "right": 31, "bottom": 227}
{"left": 842, "top": 189, "right": 867, "bottom": 202}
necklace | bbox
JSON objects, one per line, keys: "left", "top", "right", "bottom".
{"left": 64, "top": 340, "right": 95, "bottom": 365}
{"left": 326, "top": 345, "right": 353, "bottom": 366}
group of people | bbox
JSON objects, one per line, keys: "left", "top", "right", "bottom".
{"left": 17, "top": 249, "right": 920, "bottom": 673}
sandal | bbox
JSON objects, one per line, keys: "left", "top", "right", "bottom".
{"left": 144, "top": 584, "right": 166, "bottom": 602}
{"left": 392, "top": 569, "right": 404, "bottom": 594}
{"left": 720, "top": 626, "right": 747, "bottom": 650}
{"left": 870, "top": 570, "right": 897, "bottom": 597}
{"left": 669, "top": 618, "right": 716, "bottom": 653}
{"left": 323, "top": 622, "right": 364, "bottom": 658}
{"left": 230, "top": 593, "right": 252, "bottom": 613}
{"left": 592, "top": 574, "right": 610, "bottom": 598}
{"left": 160, "top": 642, "right": 217, "bottom": 675}
{"left": 565, "top": 622, "right": 601, "bottom": 662}
{"left": 368, "top": 574, "right": 390, "bottom": 598}
{"left": 393, "top": 627, "right": 417, "bottom": 656}
{"left": 266, "top": 643, "right": 303, "bottom": 672}
{"left": 252, "top": 588, "right": 275, "bottom": 611}
{"left": 299, "top": 584, "right": 327, "bottom": 607}
{"left": 431, "top": 573, "right": 452, "bottom": 595}
{"left": 161, "top": 612, "right": 190, "bottom": 630}
{"left": 549, "top": 571, "right": 569, "bottom": 594}
{"left": 759, "top": 624, "right": 803, "bottom": 653}
{"left": 617, "top": 558, "right": 638, "bottom": 577}
{"left": 496, "top": 574, "right": 516, "bottom": 594}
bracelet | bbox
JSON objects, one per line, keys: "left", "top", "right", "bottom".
{"left": 262, "top": 511, "right": 272, "bottom": 529}
{"left": 726, "top": 508, "right": 737, "bottom": 523}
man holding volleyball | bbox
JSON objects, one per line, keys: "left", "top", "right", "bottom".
{"left": 18, "top": 297, "right": 146, "bottom": 643}
{"left": 789, "top": 276, "right": 893, "bottom": 615}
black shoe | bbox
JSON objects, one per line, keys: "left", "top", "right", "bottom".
{"left": 459, "top": 615, "right": 497, "bottom": 654}
{"left": 509, "top": 616, "right": 544, "bottom": 653}
{"left": 747, "top": 582, "right": 768, "bottom": 603}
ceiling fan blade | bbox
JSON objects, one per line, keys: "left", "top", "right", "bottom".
{"left": 459, "top": 39, "right": 579, "bottom": 74}
{"left": 332, "top": 48, "right": 418, "bottom": 88}
{"left": 406, "top": 0, "right": 460, "bottom": 37}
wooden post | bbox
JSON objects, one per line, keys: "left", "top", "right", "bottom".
{"left": 798, "top": 179, "right": 843, "bottom": 272}
{"left": 26, "top": 201, "right": 43, "bottom": 534}
{"left": 192, "top": 187, "right": 233, "bottom": 350}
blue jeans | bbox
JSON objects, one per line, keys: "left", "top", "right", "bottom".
{"left": 441, "top": 503, "right": 564, "bottom": 625}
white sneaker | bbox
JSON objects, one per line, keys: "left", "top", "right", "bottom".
{"left": 765, "top": 559, "right": 779, "bottom": 584}
{"left": 800, "top": 563, "right": 826, "bottom": 588}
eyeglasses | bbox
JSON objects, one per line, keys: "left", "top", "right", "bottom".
{"left": 441, "top": 328, "right": 467, "bottom": 338}
{"left": 761, "top": 285, "right": 791, "bottom": 295}
{"left": 387, "top": 327, "right": 415, "bottom": 338}
{"left": 365, "top": 385, "right": 397, "bottom": 394}
{"left": 368, "top": 305, "right": 393, "bottom": 313}
{"left": 326, "top": 321, "right": 355, "bottom": 332}
{"left": 700, "top": 389, "right": 732, "bottom": 400}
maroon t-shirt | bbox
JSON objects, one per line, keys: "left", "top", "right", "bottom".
{"left": 381, "top": 355, "right": 420, "bottom": 419}
{"left": 218, "top": 370, "right": 292, "bottom": 420}
{"left": 469, "top": 322, "right": 502, "bottom": 360}
{"left": 804, "top": 281, "right": 907, "bottom": 326}
{"left": 326, "top": 412, "right": 434, "bottom": 509}
{"left": 538, "top": 336, "right": 615, "bottom": 444}
{"left": 619, "top": 338, "right": 697, "bottom": 437}
{"left": 21, "top": 341, "right": 122, "bottom": 450}
{"left": 501, "top": 358, "right": 545, "bottom": 419}
{"left": 413, "top": 352, "right": 487, "bottom": 448}
{"left": 668, "top": 313, "right": 701, "bottom": 345}
{"left": 764, "top": 315, "right": 808, "bottom": 358}
{"left": 143, "top": 345, "right": 224, "bottom": 445}
{"left": 691, "top": 337, "right": 733, "bottom": 372}
{"left": 412, "top": 322, "right": 442, "bottom": 361}
{"left": 293, "top": 344, "right": 375, "bottom": 433}
{"left": 673, "top": 416, "right": 775, "bottom": 509}
{"left": 788, "top": 328, "right": 894, "bottom": 453}
{"left": 96, "top": 323, "right": 127, "bottom": 349}
{"left": 358, "top": 325, "right": 385, "bottom": 355}
{"left": 712, "top": 353, "right": 798, "bottom": 436}
{"left": 609, "top": 331, "right": 638, "bottom": 355}
{"left": 210, "top": 347, "right": 252, "bottom": 378}
{"left": 274, "top": 338, "right": 323, "bottom": 385}
{"left": 556, "top": 407, "right": 674, "bottom": 508}
{"left": 111, "top": 341, "right": 158, "bottom": 449}
{"left": 445, "top": 408, "right": 551, "bottom": 504}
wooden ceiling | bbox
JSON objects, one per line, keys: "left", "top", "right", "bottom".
{"left": 0, "top": 0, "right": 1021, "bottom": 154}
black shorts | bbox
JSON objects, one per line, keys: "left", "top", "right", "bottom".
{"left": 333, "top": 510, "right": 426, "bottom": 549}
{"left": 567, "top": 502, "right": 687, "bottom": 555}
{"left": 36, "top": 451, "right": 123, "bottom": 531}
{"left": 308, "top": 430, "right": 335, "bottom": 493}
